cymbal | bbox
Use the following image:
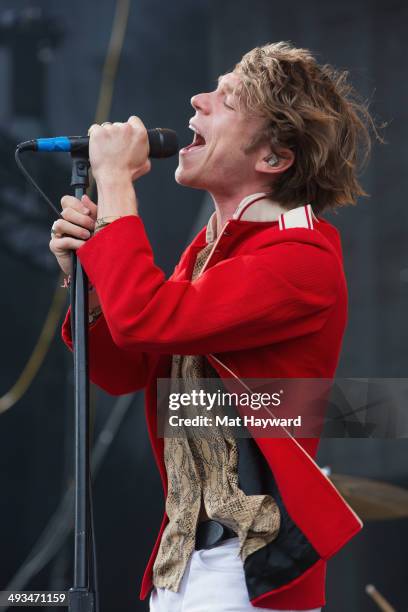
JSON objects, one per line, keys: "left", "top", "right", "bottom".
{"left": 329, "top": 473, "right": 408, "bottom": 520}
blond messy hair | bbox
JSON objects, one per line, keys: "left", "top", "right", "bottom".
{"left": 234, "top": 42, "right": 382, "bottom": 214}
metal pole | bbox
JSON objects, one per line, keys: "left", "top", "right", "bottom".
{"left": 68, "top": 153, "right": 95, "bottom": 612}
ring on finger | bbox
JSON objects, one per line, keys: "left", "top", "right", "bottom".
{"left": 101, "top": 121, "right": 112, "bottom": 127}
{"left": 51, "top": 223, "right": 62, "bottom": 239}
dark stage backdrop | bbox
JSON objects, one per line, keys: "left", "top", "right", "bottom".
{"left": 0, "top": 1, "right": 407, "bottom": 611}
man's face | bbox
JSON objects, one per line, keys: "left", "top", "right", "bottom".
{"left": 175, "top": 72, "right": 267, "bottom": 195}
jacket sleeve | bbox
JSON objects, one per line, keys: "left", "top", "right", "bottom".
{"left": 61, "top": 306, "right": 155, "bottom": 395}
{"left": 75, "top": 215, "right": 341, "bottom": 355}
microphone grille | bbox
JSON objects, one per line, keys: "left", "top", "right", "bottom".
{"left": 148, "top": 128, "right": 179, "bottom": 158}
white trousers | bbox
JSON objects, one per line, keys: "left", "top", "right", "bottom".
{"left": 149, "top": 537, "right": 321, "bottom": 612}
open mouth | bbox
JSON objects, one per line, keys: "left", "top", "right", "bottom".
{"left": 180, "top": 124, "right": 207, "bottom": 155}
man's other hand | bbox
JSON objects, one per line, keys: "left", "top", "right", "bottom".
{"left": 49, "top": 194, "right": 97, "bottom": 276}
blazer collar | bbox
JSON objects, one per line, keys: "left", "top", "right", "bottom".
{"left": 205, "top": 192, "right": 319, "bottom": 244}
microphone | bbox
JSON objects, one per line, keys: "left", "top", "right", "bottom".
{"left": 16, "top": 128, "right": 179, "bottom": 159}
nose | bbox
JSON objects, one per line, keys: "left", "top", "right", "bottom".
{"left": 190, "top": 92, "right": 211, "bottom": 115}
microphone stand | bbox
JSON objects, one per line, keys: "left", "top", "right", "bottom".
{"left": 13, "top": 127, "right": 178, "bottom": 611}
{"left": 68, "top": 152, "right": 96, "bottom": 612}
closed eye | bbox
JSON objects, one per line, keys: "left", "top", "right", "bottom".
{"left": 223, "top": 98, "right": 235, "bottom": 110}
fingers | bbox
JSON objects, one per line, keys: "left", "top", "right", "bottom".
{"left": 52, "top": 195, "right": 96, "bottom": 249}
{"left": 50, "top": 194, "right": 97, "bottom": 267}
{"left": 127, "top": 115, "right": 145, "bottom": 129}
{"left": 88, "top": 117, "right": 146, "bottom": 132}
{"left": 61, "top": 194, "right": 97, "bottom": 220}
{"left": 104, "top": 115, "right": 147, "bottom": 136}
{"left": 49, "top": 235, "right": 87, "bottom": 254}
{"left": 87, "top": 117, "right": 149, "bottom": 182}
{"left": 53, "top": 216, "right": 94, "bottom": 239}
{"left": 127, "top": 116, "right": 148, "bottom": 142}
{"left": 88, "top": 123, "right": 101, "bottom": 136}
{"left": 81, "top": 194, "right": 98, "bottom": 217}
{"left": 59, "top": 210, "right": 95, "bottom": 233}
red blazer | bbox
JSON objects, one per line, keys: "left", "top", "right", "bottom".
{"left": 62, "top": 201, "right": 362, "bottom": 610}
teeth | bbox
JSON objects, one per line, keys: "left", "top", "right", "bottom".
{"left": 186, "top": 122, "right": 206, "bottom": 150}
{"left": 189, "top": 123, "right": 202, "bottom": 136}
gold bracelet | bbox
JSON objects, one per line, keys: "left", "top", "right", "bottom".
{"left": 95, "top": 215, "right": 122, "bottom": 227}
{"left": 93, "top": 216, "right": 123, "bottom": 235}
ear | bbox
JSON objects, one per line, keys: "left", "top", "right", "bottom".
{"left": 255, "top": 147, "right": 295, "bottom": 176}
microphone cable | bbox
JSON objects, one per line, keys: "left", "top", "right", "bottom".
{"left": 15, "top": 147, "right": 61, "bottom": 218}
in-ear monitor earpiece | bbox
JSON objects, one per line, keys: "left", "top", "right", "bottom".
{"left": 266, "top": 154, "right": 279, "bottom": 167}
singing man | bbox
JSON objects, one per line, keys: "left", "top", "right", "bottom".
{"left": 50, "top": 42, "right": 375, "bottom": 611}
